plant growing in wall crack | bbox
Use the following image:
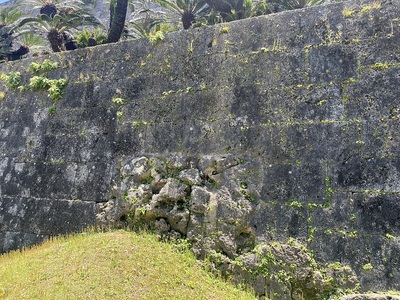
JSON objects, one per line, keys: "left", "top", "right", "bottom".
{"left": 112, "top": 97, "right": 126, "bottom": 105}
{"left": 112, "top": 97, "right": 126, "bottom": 120}
{"left": 0, "top": 60, "right": 68, "bottom": 115}
{"left": 47, "top": 78, "right": 67, "bottom": 101}
{"left": 0, "top": 72, "right": 22, "bottom": 89}
{"left": 29, "top": 59, "right": 58, "bottom": 73}
{"left": 26, "top": 60, "right": 67, "bottom": 113}
{"left": 27, "top": 75, "right": 68, "bottom": 114}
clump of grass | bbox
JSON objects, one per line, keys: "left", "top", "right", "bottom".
{"left": 0, "top": 230, "right": 256, "bottom": 300}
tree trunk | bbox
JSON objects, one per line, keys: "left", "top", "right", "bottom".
{"left": 106, "top": 0, "right": 128, "bottom": 44}
{"left": 181, "top": 12, "right": 195, "bottom": 30}
{"left": 48, "top": 29, "right": 65, "bottom": 52}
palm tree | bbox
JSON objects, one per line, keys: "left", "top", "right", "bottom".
{"left": 154, "top": 0, "right": 210, "bottom": 30}
{"left": 204, "top": 0, "right": 244, "bottom": 16}
{"left": 270, "top": 0, "right": 324, "bottom": 11}
{"left": 21, "top": 0, "right": 87, "bottom": 18}
{"left": 242, "top": 0, "right": 270, "bottom": 18}
{"left": 1, "top": 32, "right": 48, "bottom": 61}
{"left": 15, "top": 12, "right": 102, "bottom": 52}
{"left": 14, "top": 0, "right": 102, "bottom": 52}
{"left": 14, "top": 32, "right": 49, "bottom": 56}
{"left": 214, "top": 0, "right": 270, "bottom": 21}
{"left": 0, "top": 7, "right": 24, "bottom": 28}
{"left": 127, "top": 0, "right": 167, "bottom": 39}
{"left": 0, "top": 7, "right": 28, "bottom": 61}
{"left": 74, "top": 28, "right": 107, "bottom": 47}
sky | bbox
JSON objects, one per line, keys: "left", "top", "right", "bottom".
{"left": 0, "top": 0, "right": 9, "bottom": 3}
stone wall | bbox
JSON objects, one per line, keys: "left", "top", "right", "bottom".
{"left": 1, "top": 0, "right": 400, "bottom": 297}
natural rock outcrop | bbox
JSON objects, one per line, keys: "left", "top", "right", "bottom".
{"left": 98, "top": 155, "right": 255, "bottom": 257}
{"left": 97, "top": 154, "right": 358, "bottom": 299}
{"left": 1, "top": 0, "right": 400, "bottom": 297}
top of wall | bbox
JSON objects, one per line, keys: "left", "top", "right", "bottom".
{"left": 1, "top": 0, "right": 399, "bottom": 76}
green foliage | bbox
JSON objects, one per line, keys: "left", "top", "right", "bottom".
{"left": 286, "top": 200, "right": 303, "bottom": 209}
{"left": 170, "top": 237, "right": 192, "bottom": 253}
{"left": 112, "top": 97, "right": 126, "bottom": 105}
{"left": 41, "top": 60, "right": 59, "bottom": 71}
{"left": 47, "top": 105, "right": 57, "bottom": 115}
{"left": 3, "top": 72, "right": 22, "bottom": 89}
{"left": 154, "top": 0, "right": 210, "bottom": 29}
{"left": 29, "top": 59, "right": 58, "bottom": 73}
{"left": 1, "top": 0, "right": 327, "bottom": 57}
{"left": 0, "top": 9, "right": 24, "bottom": 60}
{"left": 234, "top": 0, "right": 271, "bottom": 20}
{"left": 239, "top": 180, "right": 256, "bottom": 201}
{"left": 349, "top": 213, "right": 356, "bottom": 222}
{"left": 127, "top": 0, "right": 165, "bottom": 39}
{"left": 29, "top": 75, "right": 51, "bottom": 90}
{"left": 15, "top": 32, "right": 48, "bottom": 53}
{"left": 205, "top": 176, "right": 219, "bottom": 189}
{"left": 15, "top": 9, "right": 102, "bottom": 52}
{"left": 307, "top": 226, "right": 316, "bottom": 243}
{"left": 360, "top": 2, "right": 381, "bottom": 13}
{"left": 113, "top": 96, "right": 126, "bottom": 119}
{"left": 116, "top": 111, "right": 124, "bottom": 119}
{"left": 362, "top": 263, "right": 373, "bottom": 271}
{"left": 220, "top": 26, "right": 230, "bottom": 33}
{"left": 47, "top": 78, "right": 67, "bottom": 101}
{"left": 0, "top": 6, "right": 23, "bottom": 27}
{"left": 239, "top": 239, "right": 359, "bottom": 299}
{"left": 148, "top": 30, "right": 165, "bottom": 45}
{"left": 242, "top": 191, "right": 256, "bottom": 202}
{"left": 385, "top": 233, "right": 395, "bottom": 240}
{"left": 370, "top": 62, "right": 398, "bottom": 71}
{"left": 75, "top": 28, "right": 107, "bottom": 48}
{"left": 133, "top": 121, "right": 149, "bottom": 127}
{"left": 29, "top": 76, "right": 67, "bottom": 101}
{"left": 140, "top": 175, "right": 154, "bottom": 184}
{"left": 244, "top": 0, "right": 270, "bottom": 17}
{"left": 22, "top": 0, "right": 89, "bottom": 15}
{"left": 270, "top": 0, "right": 325, "bottom": 11}
{"left": 0, "top": 231, "right": 256, "bottom": 299}
{"left": 325, "top": 176, "right": 333, "bottom": 206}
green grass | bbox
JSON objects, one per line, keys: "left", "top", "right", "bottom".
{"left": 0, "top": 230, "right": 256, "bottom": 300}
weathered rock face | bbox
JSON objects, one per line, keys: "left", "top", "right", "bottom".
{"left": 1, "top": 0, "right": 400, "bottom": 297}
{"left": 98, "top": 154, "right": 359, "bottom": 299}
{"left": 100, "top": 155, "right": 255, "bottom": 257}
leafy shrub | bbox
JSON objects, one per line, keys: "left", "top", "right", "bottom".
{"left": 0, "top": 72, "right": 22, "bottom": 89}
{"left": 29, "top": 75, "right": 51, "bottom": 90}
{"left": 29, "top": 60, "right": 58, "bottom": 73}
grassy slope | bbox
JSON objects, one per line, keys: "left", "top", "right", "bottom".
{"left": 0, "top": 231, "right": 256, "bottom": 300}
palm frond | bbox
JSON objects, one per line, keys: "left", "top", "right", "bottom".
{"left": 73, "top": 28, "right": 107, "bottom": 47}
{"left": 16, "top": 32, "right": 48, "bottom": 48}
{"left": 128, "top": 17, "right": 165, "bottom": 38}
{"left": 271, "top": 0, "right": 324, "bottom": 10}
{"left": 153, "top": 0, "right": 209, "bottom": 29}
{"left": 0, "top": 7, "right": 25, "bottom": 28}
{"left": 19, "top": 0, "right": 85, "bottom": 12}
